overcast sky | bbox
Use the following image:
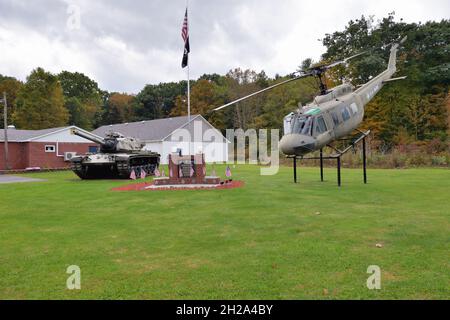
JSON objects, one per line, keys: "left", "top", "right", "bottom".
{"left": 0, "top": 0, "right": 448, "bottom": 93}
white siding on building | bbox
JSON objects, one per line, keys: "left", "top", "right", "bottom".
{"left": 141, "top": 116, "right": 229, "bottom": 164}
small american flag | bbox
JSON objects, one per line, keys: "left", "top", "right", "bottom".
{"left": 225, "top": 166, "right": 232, "bottom": 178}
{"left": 154, "top": 167, "right": 161, "bottom": 177}
{"left": 190, "top": 165, "right": 194, "bottom": 177}
{"left": 130, "top": 169, "right": 137, "bottom": 180}
{"left": 181, "top": 8, "right": 190, "bottom": 68}
{"left": 140, "top": 168, "right": 146, "bottom": 179}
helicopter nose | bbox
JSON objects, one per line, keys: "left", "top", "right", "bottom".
{"left": 280, "top": 134, "right": 316, "bottom": 156}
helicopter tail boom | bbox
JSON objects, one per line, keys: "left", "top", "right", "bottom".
{"left": 387, "top": 37, "right": 406, "bottom": 72}
{"left": 354, "top": 36, "right": 407, "bottom": 106}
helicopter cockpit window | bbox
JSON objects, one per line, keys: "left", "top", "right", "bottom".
{"left": 315, "top": 116, "right": 328, "bottom": 135}
{"left": 291, "top": 115, "right": 313, "bottom": 136}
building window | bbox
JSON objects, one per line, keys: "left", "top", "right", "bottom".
{"left": 45, "top": 145, "right": 56, "bottom": 153}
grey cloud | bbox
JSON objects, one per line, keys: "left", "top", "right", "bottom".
{"left": 0, "top": 0, "right": 449, "bottom": 92}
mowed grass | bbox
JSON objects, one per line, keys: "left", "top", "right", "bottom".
{"left": 0, "top": 165, "right": 449, "bottom": 300}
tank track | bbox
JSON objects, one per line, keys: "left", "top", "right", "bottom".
{"left": 71, "top": 155, "right": 160, "bottom": 180}
{"left": 116, "top": 155, "right": 160, "bottom": 179}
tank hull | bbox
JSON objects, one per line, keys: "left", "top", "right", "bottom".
{"left": 71, "top": 153, "right": 160, "bottom": 180}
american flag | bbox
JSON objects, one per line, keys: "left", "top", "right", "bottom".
{"left": 181, "top": 8, "right": 190, "bottom": 68}
{"left": 181, "top": 9, "right": 188, "bottom": 42}
{"left": 130, "top": 169, "right": 137, "bottom": 180}
{"left": 226, "top": 166, "right": 232, "bottom": 178}
{"left": 154, "top": 167, "right": 161, "bottom": 177}
{"left": 140, "top": 168, "right": 146, "bottom": 179}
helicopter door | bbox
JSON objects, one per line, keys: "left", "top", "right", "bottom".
{"left": 314, "top": 115, "right": 333, "bottom": 145}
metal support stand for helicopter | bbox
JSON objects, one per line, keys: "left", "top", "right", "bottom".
{"left": 289, "top": 130, "right": 370, "bottom": 187}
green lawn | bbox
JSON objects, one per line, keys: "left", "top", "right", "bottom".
{"left": 0, "top": 165, "right": 449, "bottom": 299}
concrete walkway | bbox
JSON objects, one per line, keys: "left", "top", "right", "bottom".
{"left": 0, "top": 175, "right": 46, "bottom": 184}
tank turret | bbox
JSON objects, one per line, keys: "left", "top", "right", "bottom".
{"left": 71, "top": 129, "right": 144, "bottom": 153}
{"left": 69, "top": 128, "right": 160, "bottom": 179}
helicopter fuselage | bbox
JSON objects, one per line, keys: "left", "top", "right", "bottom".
{"left": 279, "top": 41, "right": 402, "bottom": 156}
{"left": 280, "top": 85, "right": 363, "bottom": 155}
{"left": 212, "top": 37, "right": 406, "bottom": 156}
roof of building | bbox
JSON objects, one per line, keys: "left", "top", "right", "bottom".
{"left": 92, "top": 115, "right": 225, "bottom": 142}
{"left": 0, "top": 127, "right": 68, "bottom": 142}
{"left": 0, "top": 116, "right": 227, "bottom": 143}
{"left": 0, "top": 126, "right": 100, "bottom": 142}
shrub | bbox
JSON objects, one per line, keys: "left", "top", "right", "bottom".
{"left": 431, "top": 155, "right": 448, "bottom": 166}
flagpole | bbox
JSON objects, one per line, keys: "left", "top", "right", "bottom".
{"left": 186, "top": 0, "right": 191, "bottom": 155}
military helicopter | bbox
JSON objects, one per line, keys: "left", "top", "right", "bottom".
{"left": 214, "top": 37, "right": 407, "bottom": 157}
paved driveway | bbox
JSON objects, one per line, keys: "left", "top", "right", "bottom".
{"left": 0, "top": 175, "right": 46, "bottom": 184}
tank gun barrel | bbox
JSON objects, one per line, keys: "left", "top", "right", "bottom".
{"left": 70, "top": 128, "right": 105, "bottom": 145}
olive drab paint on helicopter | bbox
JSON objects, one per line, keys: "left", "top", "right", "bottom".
{"left": 214, "top": 37, "right": 407, "bottom": 157}
{"left": 277, "top": 40, "right": 404, "bottom": 155}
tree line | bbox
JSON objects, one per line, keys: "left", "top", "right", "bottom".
{"left": 0, "top": 14, "right": 448, "bottom": 152}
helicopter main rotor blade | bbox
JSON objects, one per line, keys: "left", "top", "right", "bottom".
{"left": 324, "top": 51, "right": 366, "bottom": 69}
{"left": 213, "top": 74, "right": 311, "bottom": 112}
{"left": 306, "top": 51, "right": 367, "bottom": 73}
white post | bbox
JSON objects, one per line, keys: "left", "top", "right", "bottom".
{"left": 186, "top": 0, "right": 191, "bottom": 155}
{"left": 187, "top": 64, "right": 190, "bottom": 123}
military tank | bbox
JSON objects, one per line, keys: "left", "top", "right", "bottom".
{"left": 69, "top": 129, "right": 160, "bottom": 179}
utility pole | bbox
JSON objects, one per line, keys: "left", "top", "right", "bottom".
{"left": 2, "top": 92, "right": 10, "bottom": 170}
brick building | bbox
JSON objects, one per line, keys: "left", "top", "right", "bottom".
{"left": 0, "top": 126, "right": 100, "bottom": 171}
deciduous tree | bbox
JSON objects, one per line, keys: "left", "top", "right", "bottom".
{"left": 13, "top": 68, "right": 68, "bottom": 129}
{"left": 0, "top": 77, "right": 23, "bottom": 128}
{"left": 58, "top": 71, "right": 103, "bottom": 129}
{"left": 103, "top": 93, "right": 136, "bottom": 124}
